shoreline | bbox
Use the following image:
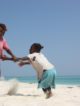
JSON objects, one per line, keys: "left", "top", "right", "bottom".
{"left": 3, "top": 75, "right": 80, "bottom": 85}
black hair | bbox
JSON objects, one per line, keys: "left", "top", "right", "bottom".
{"left": 31, "top": 43, "right": 44, "bottom": 52}
{"left": 0, "top": 23, "right": 7, "bottom": 31}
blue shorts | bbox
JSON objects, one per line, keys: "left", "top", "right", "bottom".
{"left": 38, "top": 68, "right": 56, "bottom": 89}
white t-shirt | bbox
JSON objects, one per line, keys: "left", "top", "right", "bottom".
{"left": 28, "top": 53, "right": 54, "bottom": 79}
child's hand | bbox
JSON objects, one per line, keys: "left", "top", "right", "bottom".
{"left": 18, "top": 61, "right": 24, "bottom": 67}
{"left": 1, "top": 55, "right": 7, "bottom": 61}
{"left": 12, "top": 56, "right": 17, "bottom": 61}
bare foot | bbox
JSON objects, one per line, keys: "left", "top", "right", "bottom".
{"left": 46, "top": 91, "right": 53, "bottom": 99}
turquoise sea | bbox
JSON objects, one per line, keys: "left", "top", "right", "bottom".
{"left": 5, "top": 75, "right": 80, "bottom": 85}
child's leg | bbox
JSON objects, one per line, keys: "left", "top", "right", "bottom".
{"left": 46, "top": 87, "right": 53, "bottom": 98}
{"left": 42, "top": 87, "right": 53, "bottom": 98}
{"left": 42, "top": 88, "right": 47, "bottom": 93}
{"left": 42, "top": 86, "right": 51, "bottom": 92}
{"left": 42, "top": 87, "right": 51, "bottom": 93}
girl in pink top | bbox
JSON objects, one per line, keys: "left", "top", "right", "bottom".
{"left": 0, "top": 23, "right": 16, "bottom": 61}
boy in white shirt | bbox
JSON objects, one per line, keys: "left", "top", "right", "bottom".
{"left": 17, "top": 43, "right": 56, "bottom": 98}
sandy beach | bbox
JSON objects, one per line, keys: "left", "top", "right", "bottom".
{"left": 0, "top": 79, "right": 80, "bottom": 106}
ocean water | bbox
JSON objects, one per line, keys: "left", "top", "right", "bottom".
{"left": 56, "top": 76, "right": 80, "bottom": 85}
{"left": 5, "top": 75, "right": 80, "bottom": 85}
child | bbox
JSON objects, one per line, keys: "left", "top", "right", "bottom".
{"left": 17, "top": 43, "right": 56, "bottom": 99}
{"left": 0, "top": 23, "right": 16, "bottom": 61}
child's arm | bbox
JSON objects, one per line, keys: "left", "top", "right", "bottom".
{"left": 6, "top": 49, "right": 16, "bottom": 61}
{"left": 18, "top": 61, "right": 30, "bottom": 67}
{"left": 15, "top": 56, "right": 31, "bottom": 66}
{"left": 15, "top": 56, "right": 29, "bottom": 62}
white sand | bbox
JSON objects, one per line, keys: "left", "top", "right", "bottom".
{"left": 0, "top": 79, "right": 80, "bottom": 106}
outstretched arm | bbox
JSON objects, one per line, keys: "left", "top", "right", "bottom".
{"left": 15, "top": 56, "right": 31, "bottom": 66}
{"left": 15, "top": 56, "right": 30, "bottom": 62}
{"left": 6, "top": 49, "right": 16, "bottom": 60}
{"left": 18, "top": 61, "right": 30, "bottom": 66}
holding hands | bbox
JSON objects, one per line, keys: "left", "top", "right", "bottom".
{"left": 0, "top": 55, "right": 17, "bottom": 61}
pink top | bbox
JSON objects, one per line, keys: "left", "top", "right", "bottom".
{"left": 0, "top": 38, "right": 9, "bottom": 55}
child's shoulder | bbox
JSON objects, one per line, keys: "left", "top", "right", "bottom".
{"left": 28, "top": 53, "right": 40, "bottom": 58}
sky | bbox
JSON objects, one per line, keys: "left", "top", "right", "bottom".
{"left": 0, "top": 0, "right": 80, "bottom": 77}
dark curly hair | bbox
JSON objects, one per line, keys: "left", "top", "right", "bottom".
{"left": 31, "top": 43, "right": 44, "bottom": 52}
{"left": 0, "top": 23, "right": 7, "bottom": 31}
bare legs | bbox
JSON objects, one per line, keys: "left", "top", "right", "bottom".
{"left": 42, "top": 87, "right": 53, "bottom": 99}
